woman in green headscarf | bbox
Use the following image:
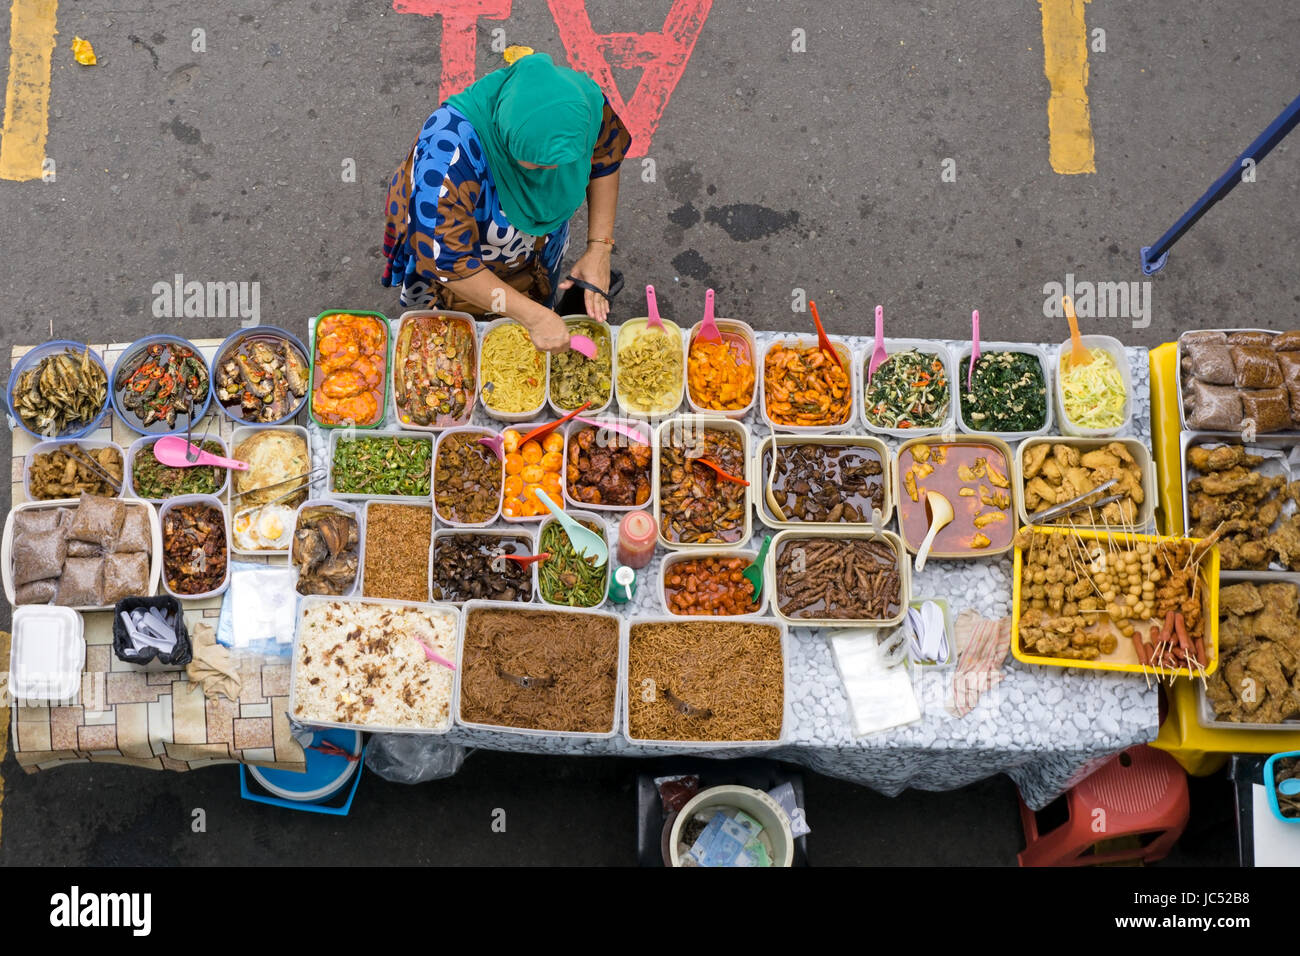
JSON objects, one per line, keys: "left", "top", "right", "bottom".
{"left": 382, "top": 49, "right": 631, "bottom": 353}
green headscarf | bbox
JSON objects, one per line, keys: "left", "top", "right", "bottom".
{"left": 448, "top": 52, "right": 604, "bottom": 236}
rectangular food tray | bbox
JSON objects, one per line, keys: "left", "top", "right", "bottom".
{"left": 766, "top": 527, "right": 910, "bottom": 628}
{"left": 455, "top": 599, "right": 626, "bottom": 740}
{"left": 752, "top": 432, "right": 895, "bottom": 529}
{"left": 308, "top": 309, "right": 391, "bottom": 430}
{"left": 652, "top": 415, "right": 752, "bottom": 551}
{"left": 327, "top": 428, "right": 434, "bottom": 502}
{"left": 1016, "top": 436, "right": 1156, "bottom": 532}
{"left": 1011, "top": 526, "right": 1221, "bottom": 678}
{"left": 289, "top": 594, "right": 461, "bottom": 734}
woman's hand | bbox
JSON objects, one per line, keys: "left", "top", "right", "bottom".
{"left": 558, "top": 244, "right": 612, "bottom": 322}
{"left": 527, "top": 311, "right": 573, "bottom": 354}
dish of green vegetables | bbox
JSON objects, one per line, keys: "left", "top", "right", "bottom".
{"left": 331, "top": 435, "right": 433, "bottom": 496}
{"left": 958, "top": 350, "right": 1048, "bottom": 433}
{"left": 863, "top": 348, "right": 950, "bottom": 429}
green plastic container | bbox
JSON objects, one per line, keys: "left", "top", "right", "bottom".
{"left": 308, "top": 309, "right": 391, "bottom": 430}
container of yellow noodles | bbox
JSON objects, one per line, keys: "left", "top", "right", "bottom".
{"left": 479, "top": 319, "right": 549, "bottom": 422}
{"left": 616, "top": 318, "right": 685, "bottom": 418}
{"left": 1054, "top": 335, "right": 1132, "bottom": 438}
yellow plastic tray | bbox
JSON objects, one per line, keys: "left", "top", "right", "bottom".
{"left": 1011, "top": 526, "right": 1220, "bottom": 678}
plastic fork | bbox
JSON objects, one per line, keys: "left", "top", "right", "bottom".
{"left": 518, "top": 400, "right": 592, "bottom": 446}
{"left": 808, "top": 300, "right": 844, "bottom": 370}
{"left": 1064, "top": 295, "right": 1092, "bottom": 367}
{"left": 645, "top": 284, "right": 665, "bottom": 332}
{"left": 697, "top": 288, "right": 723, "bottom": 343}
{"left": 967, "top": 309, "right": 982, "bottom": 390}
{"left": 866, "top": 304, "right": 888, "bottom": 385}
{"left": 691, "top": 457, "right": 748, "bottom": 485}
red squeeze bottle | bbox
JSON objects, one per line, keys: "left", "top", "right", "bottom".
{"left": 617, "top": 511, "right": 657, "bottom": 569}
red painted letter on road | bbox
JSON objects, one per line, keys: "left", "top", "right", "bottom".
{"left": 393, "top": 0, "right": 513, "bottom": 101}
{"left": 547, "top": 0, "right": 712, "bottom": 158}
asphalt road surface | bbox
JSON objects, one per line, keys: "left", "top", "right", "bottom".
{"left": 2, "top": 0, "right": 1293, "bottom": 865}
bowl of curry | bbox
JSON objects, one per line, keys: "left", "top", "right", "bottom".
{"left": 894, "top": 435, "right": 1018, "bottom": 559}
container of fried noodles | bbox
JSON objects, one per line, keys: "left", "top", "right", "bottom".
{"left": 478, "top": 318, "right": 549, "bottom": 423}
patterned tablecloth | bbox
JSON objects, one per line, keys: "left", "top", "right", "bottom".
{"left": 9, "top": 335, "right": 1158, "bottom": 807}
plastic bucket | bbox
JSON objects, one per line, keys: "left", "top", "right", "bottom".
{"left": 667, "top": 785, "right": 794, "bottom": 867}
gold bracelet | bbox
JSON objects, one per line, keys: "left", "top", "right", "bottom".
{"left": 587, "top": 236, "right": 615, "bottom": 249}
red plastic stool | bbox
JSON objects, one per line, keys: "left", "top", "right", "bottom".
{"left": 1018, "top": 745, "right": 1189, "bottom": 867}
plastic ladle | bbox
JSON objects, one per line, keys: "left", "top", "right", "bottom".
{"left": 414, "top": 634, "right": 456, "bottom": 671}
{"left": 477, "top": 434, "right": 505, "bottom": 461}
{"left": 573, "top": 415, "right": 650, "bottom": 445}
{"left": 534, "top": 488, "right": 609, "bottom": 564}
{"left": 692, "top": 457, "right": 749, "bottom": 485}
{"left": 568, "top": 334, "right": 598, "bottom": 359}
{"left": 1064, "top": 295, "right": 1092, "bottom": 368}
{"left": 914, "top": 490, "right": 954, "bottom": 573}
{"left": 519, "top": 400, "right": 592, "bottom": 446}
{"left": 152, "top": 435, "right": 249, "bottom": 471}
{"left": 1279, "top": 778, "right": 1300, "bottom": 797}
{"left": 645, "top": 284, "right": 665, "bottom": 332}
{"left": 764, "top": 423, "right": 788, "bottom": 521}
{"left": 498, "top": 552, "right": 551, "bottom": 567}
{"left": 967, "top": 309, "right": 981, "bottom": 391}
{"left": 697, "top": 288, "right": 723, "bottom": 344}
{"left": 808, "top": 300, "right": 844, "bottom": 371}
{"left": 742, "top": 535, "right": 771, "bottom": 599}
{"left": 866, "top": 305, "right": 888, "bottom": 385}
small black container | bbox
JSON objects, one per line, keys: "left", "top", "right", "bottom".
{"left": 113, "top": 595, "right": 193, "bottom": 667}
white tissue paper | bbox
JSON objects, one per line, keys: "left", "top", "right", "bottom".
{"left": 829, "top": 628, "right": 922, "bottom": 736}
{"left": 228, "top": 568, "right": 298, "bottom": 648}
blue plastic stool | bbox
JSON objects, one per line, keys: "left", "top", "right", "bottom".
{"left": 239, "top": 728, "right": 365, "bottom": 816}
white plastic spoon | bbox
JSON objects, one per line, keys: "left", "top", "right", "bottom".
{"left": 914, "top": 490, "right": 954, "bottom": 573}
{"left": 534, "top": 488, "right": 609, "bottom": 564}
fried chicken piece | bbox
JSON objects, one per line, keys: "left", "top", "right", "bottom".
{"left": 1267, "top": 516, "right": 1300, "bottom": 570}
{"left": 1080, "top": 449, "right": 1121, "bottom": 471}
{"left": 1224, "top": 656, "right": 1258, "bottom": 712}
{"left": 1106, "top": 442, "right": 1137, "bottom": 466}
{"left": 1205, "top": 672, "right": 1236, "bottom": 714}
{"left": 1189, "top": 467, "right": 1272, "bottom": 497}
{"left": 1023, "top": 442, "right": 1050, "bottom": 479}
{"left": 1247, "top": 644, "right": 1291, "bottom": 703}
{"left": 1220, "top": 582, "right": 1264, "bottom": 616}
{"left": 1053, "top": 443, "right": 1080, "bottom": 471}
{"left": 1041, "top": 458, "right": 1063, "bottom": 483}
{"left": 1218, "top": 614, "right": 1251, "bottom": 655}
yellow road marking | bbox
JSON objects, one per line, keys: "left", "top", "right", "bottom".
{"left": 1039, "top": 0, "right": 1095, "bottom": 175}
{"left": 0, "top": 0, "right": 59, "bottom": 182}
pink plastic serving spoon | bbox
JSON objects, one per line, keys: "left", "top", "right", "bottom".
{"left": 152, "top": 435, "right": 249, "bottom": 471}
{"left": 568, "top": 334, "right": 598, "bottom": 359}
{"left": 697, "top": 288, "right": 723, "bottom": 343}
{"left": 645, "top": 284, "right": 665, "bottom": 332}
{"left": 477, "top": 434, "right": 505, "bottom": 461}
{"left": 414, "top": 634, "right": 456, "bottom": 671}
{"left": 968, "top": 309, "right": 981, "bottom": 391}
{"left": 573, "top": 416, "right": 650, "bottom": 445}
{"left": 867, "top": 305, "right": 888, "bottom": 385}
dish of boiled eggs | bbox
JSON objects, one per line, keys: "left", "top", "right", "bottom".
{"left": 232, "top": 503, "right": 296, "bottom": 551}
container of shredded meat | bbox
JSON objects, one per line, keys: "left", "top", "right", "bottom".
{"left": 456, "top": 600, "right": 625, "bottom": 739}
{"left": 290, "top": 595, "right": 460, "bottom": 734}
{"left": 623, "top": 616, "right": 790, "bottom": 749}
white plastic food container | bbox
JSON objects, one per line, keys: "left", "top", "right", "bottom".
{"left": 228, "top": 424, "right": 314, "bottom": 557}
{"left": 653, "top": 415, "right": 752, "bottom": 551}
{"left": 124, "top": 434, "right": 232, "bottom": 502}
{"left": 858, "top": 338, "right": 957, "bottom": 438}
{"left": 953, "top": 341, "right": 1054, "bottom": 441}
{"left": 751, "top": 433, "right": 895, "bottom": 529}
{"left": 623, "top": 615, "right": 791, "bottom": 750}
{"left": 430, "top": 527, "right": 538, "bottom": 605}
{"left": 1052, "top": 335, "right": 1134, "bottom": 437}
{"left": 327, "top": 428, "right": 434, "bottom": 502}
{"left": 2, "top": 497, "right": 163, "bottom": 611}
{"left": 478, "top": 318, "right": 550, "bottom": 423}
{"left": 658, "top": 547, "right": 769, "bottom": 618}
{"left": 389, "top": 308, "right": 480, "bottom": 431}
{"left": 10, "top": 605, "right": 85, "bottom": 702}
{"left": 23, "top": 438, "right": 127, "bottom": 501}
{"left": 432, "top": 426, "right": 503, "bottom": 528}
{"left": 158, "top": 493, "right": 231, "bottom": 601}
{"left": 766, "top": 528, "right": 911, "bottom": 629}
{"left": 359, "top": 499, "right": 432, "bottom": 600}
{"left": 615, "top": 317, "right": 688, "bottom": 420}
{"left": 496, "top": 420, "right": 565, "bottom": 524}
{"left": 758, "top": 335, "right": 856, "bottom": 434}
{"left": 455, "top": 599, "right": 625, "bottom": 740}
{"left": 535, "top": 508, "right": 612, "bottom": 610}
{"left": 290, "top": 497, "right": 364, "bottom": 598}
{"left": 547, "top": 316, "right": 617, "bottom": 418}
{"left": 1016, "top": 436, "right": 1156, "bottom": 531}
{"left": 290, "top": 594, "right": 461, "bottom": 735}
{"left": 684, "top": 318, "right": 759, "bottom": 420}
{"left": 560, "top": 416, "right": 654, "bottom": 514}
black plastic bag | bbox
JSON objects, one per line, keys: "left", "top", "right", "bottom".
{"left": 113, "top": 595, "right": 192, "bottom": 666}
